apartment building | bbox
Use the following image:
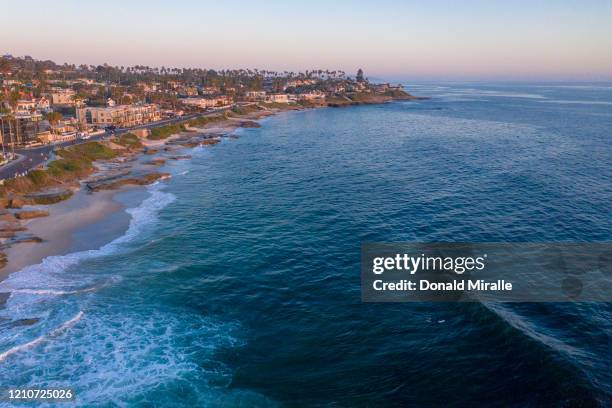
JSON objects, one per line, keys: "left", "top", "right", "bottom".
{"left": 0, "top": 113, "right": 45, "bottom": 147}
{"left": 179, "top": 96, "right": 231, "bottom": 109}
{"left": 76, "top": 104, "right": 161, "bottom": 128}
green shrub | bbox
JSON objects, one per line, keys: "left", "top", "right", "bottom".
{"left": 187, "top": 114, "right": 224, "bottom": 127}
{"left": 149, "top": 124, "right": 185, "bottom": 140}
{"left": 57, "top": 141, "right": 117, "bottom": 162}
{"left": 115, "top": 133, "right": 143, "bottom": 149}
{"left": 47, "top": 159, "right": 84, "bottom": 177}
{"left": 27, "top": 170, "right": 49, "bottom": 186}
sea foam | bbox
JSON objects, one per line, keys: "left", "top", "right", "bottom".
{"left": 0, "top": 182, "right": 176, "bottom": 365}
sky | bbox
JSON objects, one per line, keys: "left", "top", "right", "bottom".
{"left": 2, "top": 0, "right": 612, "bottom": 81}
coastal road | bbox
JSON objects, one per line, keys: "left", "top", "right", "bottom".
{"left": 0, "top": 109, "right": 227, "bottom": 181}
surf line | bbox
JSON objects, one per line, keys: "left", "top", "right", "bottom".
{"left": 10, "top": 282, "right": 110, "bottom": 296}
{"left": 0, "top": 311, "right": 84, "bottom": 362}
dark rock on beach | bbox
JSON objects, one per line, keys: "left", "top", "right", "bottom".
{"left": 87, "top": 172, "right": 171, "bottom": 191}
{"left": 144, "top": 158, "right": 167, "bottom": 166}
{"left": 239, "top": 120, "right": 261, "bottom": 128}
{"left": 25, "top": 188, "right": 73, "bottom": 205}
{"left": 15, "top": 210, "right": 50, "bottom": 220}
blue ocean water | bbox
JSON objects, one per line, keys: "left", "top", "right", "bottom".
{"left": 0, "top": 83, "right": 611, "bottom": 407}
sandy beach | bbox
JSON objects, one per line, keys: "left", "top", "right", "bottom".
{"left": 1, "top": 188, "right": 129, "bottom": 278}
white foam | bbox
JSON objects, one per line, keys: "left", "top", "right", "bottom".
{"left": 483, "top": 303, "right": 584, "bottom": 358}
{"left": 538, "top": 99, "right": 612, "bottom": 106}
{"left": 450, "top": 88, "right": 547, "bottom": 99}
{"left": 0, "top": 311, "right": 84, "bottom": 362}
{"left": 0, "top": 309, "right": 249, "bottom": 405}
{"left": 435, "top": 93, "right": 482, "bottom": 102}
{"left": 534, "top": 85, "right": 612, "bottom": 91}
{"left": 9, "top": 281, "right": 110, "bottom": 296}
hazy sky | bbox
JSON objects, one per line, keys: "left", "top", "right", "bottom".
{"left": 2, "top": 0, "right": 612, "bottom": 81}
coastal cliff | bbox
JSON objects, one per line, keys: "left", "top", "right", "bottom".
{"left": 326, "top": 89, "right": 428, "bottom": 107}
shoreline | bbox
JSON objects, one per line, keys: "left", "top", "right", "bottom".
{"left": 1, "top": 188, "right": 128, "bottom": 278}
{"left": 0, "top": 104, "right": 293, "bottom": 282}
{"left": 0, "top": 98, "right": 419, "bottom": 283}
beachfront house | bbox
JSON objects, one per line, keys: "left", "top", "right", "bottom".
{"left": 76, "top": 104, "right": 161, "bottom": 128}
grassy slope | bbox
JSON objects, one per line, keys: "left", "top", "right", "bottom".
{"left": 1, "top": 142, "right": 117, "bottom": 201}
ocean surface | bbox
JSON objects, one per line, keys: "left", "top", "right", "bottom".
{"left": 0, "top": 83, "right": 611, "bottom": 407}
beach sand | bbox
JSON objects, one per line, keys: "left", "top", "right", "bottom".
{"left": 1, "top": 188, "right": 130, "bottom": 278}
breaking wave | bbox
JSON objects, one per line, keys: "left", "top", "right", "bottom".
{"left": 0, "top": 311, "right": 84, "bottom": 362}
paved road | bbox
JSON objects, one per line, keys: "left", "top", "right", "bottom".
{"left": 0, "top": 109, "right": 225, "bottom": 181}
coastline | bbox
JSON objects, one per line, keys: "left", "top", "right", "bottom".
{"left": 1, "top": 188, "right": 128, "bottom": 278}
{"left": 0, "top": 97, "right": 417, "bottom": 283}
{"left": 0, "top": 104, "right": 290, "bottom": 283}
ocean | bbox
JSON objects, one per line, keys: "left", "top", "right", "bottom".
{"left": 0, "top": 83, "right": 611, "bottom": 407}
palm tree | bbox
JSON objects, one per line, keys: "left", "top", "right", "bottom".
{"left": 4, "top": 114, "right": 16, "bottom": 157}
{"left": 0, "top": 117, "right": 6, "bottom": 160}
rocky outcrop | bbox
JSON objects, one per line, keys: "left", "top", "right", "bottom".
{"left": 15, "top": 210, "right": 50, "bottom": 220}
{"left": 25, "top": 189, "right": 73, "bottom": 205}
{"left": 200, "top": 139, "right": 220, "bottom": 146}
{"left": 11, "top": 318, "right": 40, "bottom": 327}
{"left": 6, "top": 197, "right": 27, "bottom": 209}
{"left": 165, "top": 134, "right": 222, "bottom": 148}
{"left": 144, "top": 158, "right": 167, "bottom": 166}
{"left": 84, "top": 170, "right": 131, "bottom": 189}
{"left": 87, "top": 172, "right": 171, "bottom": 191}
{"left": 0, "top": 211, "right": 25, "bottom": 238}
{"left": 0, "top": 234, "right": 43, "bottom": 250}
{"left": 7, "top": 235, "right": 43, "bottom": 245}
{"left": 239, "top": 121, "right": 261, "bottom": 128}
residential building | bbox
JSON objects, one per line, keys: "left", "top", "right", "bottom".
{"left": 179, "top": 96, "right": 231, "bottom": 109}
{"left": 136, "top": 82, "right": 158, "bottom": 92}
{"left": 201, "top": 86, "right": 220, "bottom": 95}
{"left": 76, "top": 78, "right": 95, "bottom": 85}
{"left": 76, "top": 104, "right": 161, "bottom": 128}
{"left": 0, "top": 113, "right": 45, "bottom": 147}
{"left": 298, "top": 91, "right": 325, "bottom": 101}
{"left": 35, "top": 97, "right": 50, "bottom": 110}
{"left": 15, "top": 99, "right": 36, "bottom": 113}
{"left": 265, "top": 93, "right": 290, "bottom": 103}
{"left": 177, "top": 86, "right": 198, "bottom": 97}
{"left": 284, "top": 79, "right": 318, "bottom": 89}
{"left": 38, "top": 130, "right": 76, "bottom": 143}
{"left": 245, "top": 91, "right": 266, "bottom": 101}
{"left": 48, "top": 88, "right": 76, "bottom": 105}
{"left": 2, "top": 79, "right": 21, "bottom": 86}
